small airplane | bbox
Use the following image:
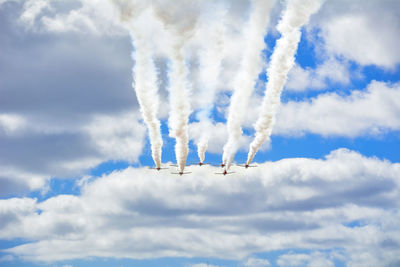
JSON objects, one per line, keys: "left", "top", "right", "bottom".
{"left": 171, "top": 171, "right": 192, "bottom": 176}
{"left": 237, "top": 164, "right": 258, "bottom": 169}
{"left": 149, "top": 166, "right": 169, "bottom": 171}
{"left": 215, "top": 170, "right": 235, "bottom": 175}
{"left": 190, "top": 162, "right": 209, "bottom": 167}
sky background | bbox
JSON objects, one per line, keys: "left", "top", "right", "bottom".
{"left": 0, "top": 0, "right": 400, "bottom": 266}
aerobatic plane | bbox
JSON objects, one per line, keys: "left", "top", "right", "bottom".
{"left": 149, "top": 166, "right": 169, "bottom": 171}
{"left": 237, "top": 164, "right": 257, "bottom": 169}
{"left": 171, "top": 171, "right": 192, "bottom": 176}
{"left": 215, "top": 170, "right": 235, "bottom": 175}
{"left": 190, "top": 162, "right": 209, "bottom": 167}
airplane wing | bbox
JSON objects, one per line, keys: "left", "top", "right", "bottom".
{"left": 237, "top": 164, "right": 257, "bottom": 168}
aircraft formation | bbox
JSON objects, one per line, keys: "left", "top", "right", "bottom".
{"left": 118, "top": 0, "right": 324, "bottom": 176}
{"left": 149, "top": 162, "right": 257, "bottom": 176}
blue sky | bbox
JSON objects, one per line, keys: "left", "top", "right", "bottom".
{"left": 1, "top": 0, "right": 400, "bottom": 267}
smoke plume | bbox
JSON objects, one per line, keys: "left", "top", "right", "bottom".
{"left": 246, "top": 0, "right": 324, "bottom": 165}
{"left": 132, "top": 36, "right": 163, "bottom": 168}
{"left": 152, "top": 2, "right": 200, "bottom": 172}
{"left": 195, "top": 4, "right": 227, "bottom": 164}
{"left": 111, "top": 2, "right": 163, "bottom": 168}
{"left": 222, "top": 0, "right": 275, "bottom": 169}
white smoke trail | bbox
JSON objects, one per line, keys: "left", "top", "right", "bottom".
{"left": 195, "top": 5, "right": 227, "bottom": 164}
{"left": 167, "top": 40, "right": 191, "bottom": 172}
{"left": 110, "top": 2, "right": 163, "bottom": 168}
{"left": 246, "top": 0, "right": 324, "bottom": 165}
{"left": 222, "top": 0, "right": 275, "bottom": 169}
{"left": 132, "top": 35, "right": 163, "bottom": 169}
{"left": 152, "top": 1, "right": 200, "bottom": 172}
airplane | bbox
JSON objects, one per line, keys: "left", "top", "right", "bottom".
{"left": 189, "top": 162, "right": 209, "bottom": 167}
{"left": 171, "top": 171, "right": 192, "bottom": 176}
{"left": 215, "top": 170, "right": 235, "bottom": 175}
{"left": 237, "top": 164, "right": 258, "bottom": 169}
{"left": 149, "top": 166, "right": 169, "bottom": 171}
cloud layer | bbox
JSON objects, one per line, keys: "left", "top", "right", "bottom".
{"left": 1, "top": 149, "right": 399, "bottom": 266}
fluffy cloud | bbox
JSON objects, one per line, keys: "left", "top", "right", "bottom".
{"left": 84, "top": 112, "right": 146, "bottom": 163}
{"left": 275, "top": 81, "right": 400, "bottom": 137}
{"left": 285, "top": 57, "right": 351, "bottom": 91}
{"left": 1, "top": 149, "right": 399, "bottom": 266}
{"left": 243, "top": 257, "right": 271, "bottom": 267}
{"left": 277, "top": 252, "right": 334, "bottom": 267}
{"left": 190, "top": 264, "right": 220, "bottom": 267}
{"left": 312, "top": 0, "right": 400, "bottom": 68}
{"left": 241, "top": 80, "right": 400, "bottom": 139}
{"left": 0, "top": 3, "right": 146, "bottom": 196}
{"left": 19, "top": 0, "right": 49, "bottom": 26}
{"left": 0, "top": 114, "right": 26, "bottom": 135}
{"left": 0, "top": 110, "right": 145, "bottom": 196}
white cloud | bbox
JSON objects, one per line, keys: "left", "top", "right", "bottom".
{"left": 285, "top": 57, "right": 351, "bottom": 91}
{"left": 20, "top": 0, "right": 49, "bottom": 26}
{"left": 275, "top": 81, "right": 400, "bottom": 137}
{"left": 190, "top": 264, "right": 220, "bottom": 267}
{"left": 0, "top": 114, "right": 26, "bottom": 135}
{"left": 0, "top": 197, "right": 37, "bottom": 238}
{"left": 1, "top": 149, "right": 399, "bottom": 266}
{"left": 85, "top": 112, "right": 146, "bottom": 163}
{"left": 312, "top": 0, "right": 400, "bottom": 68}
{"left": 16, "top": 0, "right": 125, "bottom": 35}
{"left": 277, "top": 253, "right": 309, "bottom": 266}
{"left": 0, "top": 167, "right": 49, "bottom": 194}
{"left": 0, "top": 111, "right": 145, "bottom": 196}
{"left": 243, "top": 257, "right": 271, "bottom": 267}
{"left": 277, "top": 252, "right": 334, "bottom": 267}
